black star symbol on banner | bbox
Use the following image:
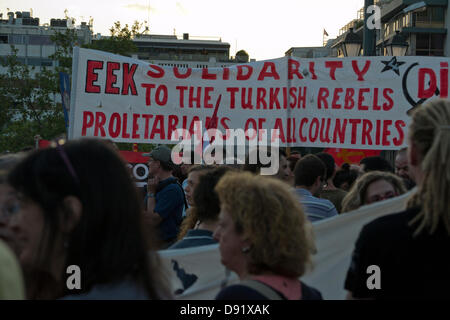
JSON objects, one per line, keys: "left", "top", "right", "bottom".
{"left": 381, "top": 57, "right": 405, "bottom": 76}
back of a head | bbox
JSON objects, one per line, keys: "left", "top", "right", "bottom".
{"left": 408, "top": 99, "right": 450, "bottom": 235}
{"left": 315, "top": 152, "right": 335, "bottom": 180}
{"left": 341, "top": 170, "right": 407, "bottom": 213}
{"left": 333, "top": 163, "right": 360, "bottom": 191}
{"left": 360, "top": 156, "right": 393, "bottom": 173}
{"left": 193, "top": 166, "right": 233, "bottom": 223}
{"left": 215, "top": 172, "right": 311, "bottom": 278}
{"left": 294, "top": 154, "right": 326, "bottom": 187}
{"left": 8, "top": 138, "right": 169, "bottom": 299}
{"left": 0, "top": 153, "right": 26, "bottom": 184}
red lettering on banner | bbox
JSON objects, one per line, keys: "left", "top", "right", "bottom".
{"left": 176, "top": 86, "right": 188, "bottom": 108}
{"left": 352, "top": 60, "right": 371, "bottom": 81}
{"left": 309, "top": 62, "right": 317, "bottom": 80}
{"left": 289, "top": 88, "right": 297, "bottom": 108}
{"left": 189, "top": 87, "right": 202, "bottom": 108}
{"left": 122, "top": 113, "right": 130, "bottom": 139}
{"left": 332, "top": 88, "right": 343, "bottom": 109}
{"left": 325, "top": 61, "right": 343, "bottom": 80}
{"left": 82, "top": 111, "right": 94, "bottom": 136}
{"left": 132, "top": 114, "right": 140, "bottom": 139}
{"left": 309, "top": 118, "right": 319, "bottom": 142}
{"left": 94, "top": 112, "right": 106, "bottom": 137}
{"left": 320, "top": 118, "right": 331, "bottom": 143}
{"left": 297, "top": 87, "right": 306, "bottom": 109}
{"left": 269, "top": 88, "right": 281, "bottom": 109}
{"left": 204, "top": 87, "right": 214, "bottom": 108}
{"left": 189, "top": 116, "right": 201, "bottom": 136}
{"left": 382, "top": 88, "right": 394, "bottom": 111}
{"left": 168, "top": 115, "right": 179, "bottom": 140}
{"left": 344, "top": 88, "right": 355, "bottom": 109}
{"left": 227, "top": 87, "right": 239, "bottom": 109}
{"left": 376, "top": 120, "right": 381, "bottom": 145}
{"left": 155, "top": 85, "right": 168, "bottom": 106}
{"left": 221, "top": 117, "right": 230, "bottom": 131}
{"left": 150, "top": 115, "right": 165, "bottom": 140}
{"left": 273, "top": 118, "right": 286, "bottom": 143}
{"left": 286, "top": 118, "right": 294, "bottom": 143}
{"left": 393, "top": 120, "right": 406, "bottom": 146}
{"left": 373, "top": 88, "right": 381, "bottom": 111}
{"left": 440, "top": 62, "right": 449, "bottom": 98}
{"left": 382, "top": 120, "right": 392, "bottom": 146}
{"left": 318, "top": 88, "right": 329, "bottom": 109}
{"left": 333, "top": 119, "right": 347, "bottom": 144}
{"left": 85, "top": 60, "right": 103, "bottom": 93}
{"left": 418, "top": 68, "right": 437, "bottom": 98}
{"left": 282, "top": 87, "right": 288, "bottom": 109}
{"left": 288, "top": 59, "right": 303, "bottom": 80}
{"left": 109, "top": 113, "right": 121, "bottom": 138}
{"left": 362, "top": 119, "right": 373, "bottom": 145}
{"left": 242, "top": 88, "right": 253, "bottom": 109}
{"left": 142, "top": 114, "right": 153, "bottom": 139}
{"left": 349, "top": 119, "right": 361, "bottom": 144}
{"left": 237, "top": 65, "right": 253, "bottom": 80}
{"left": 245, "top": 118, "right": 257, "bottom": 141}
{"left": 202, "top": 68, "right": 217, "bottom": 80}
{"left": 256, "top": 88, "right": 267, "bottom": 109}
{"left": 258, "top": 62, "right": 280, "bottom": 80}
{"left": 299, "top": 118, "right": 308, "bottom": 142}
{"left": 147, "top": 64, "right": 165, "bottom": 78}
{"left": 223, "top": 68, "right": 230, "bottom": 80}
{"left": 174, "top": 67, "right": 192, "bottom": 79}
{"left": 357, "top": 88, "right": 370, "bottom": 110}
{"left": 141, "top": 83, "right": 155, "bottom": 106}
{"left": 122, "top": 63, "right": 138, "bottom": 95}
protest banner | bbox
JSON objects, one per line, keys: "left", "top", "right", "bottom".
{"left": 159, "top": 189, "right": 414, "bottom": 300}
{"left": 69, "top": 47, "right": 450, "bottom": 150}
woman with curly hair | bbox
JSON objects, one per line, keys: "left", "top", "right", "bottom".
{"left": 341, "top": 171, "right": 407, "bottom": 213}
{"left": 213, "top": 171, "right": 322, "bottom": 300}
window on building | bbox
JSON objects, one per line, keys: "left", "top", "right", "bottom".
{"left": 415, "top": 33, "right": 444, "bottom": 56}
{"left": 28, "top": 35, "right": 53, "bottom": 45}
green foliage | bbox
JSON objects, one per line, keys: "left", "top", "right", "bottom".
{"left": 0, "top": 46, "right": 65, "bottom": 153}
{"left": 235, "top": 49, "right": 249, "bottom": 63}
{"left": 0, "top": 21, "right": 146, "bottom": 153}
{"left": 83, "top": 21, "right": 144, "bottom": 56}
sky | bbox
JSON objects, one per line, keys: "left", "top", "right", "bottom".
{"left": 2, "top": 0, "right": 364, "bottom": 61}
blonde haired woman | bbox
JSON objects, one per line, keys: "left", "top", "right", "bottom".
{"left": 345, "top": 99, "right": 450, "bottom": 299}
{"left": 213, "top": 172, "right": 322, "bottom": 300}
{"left": 341, "top": 171, "right": 406, "bottom": 213}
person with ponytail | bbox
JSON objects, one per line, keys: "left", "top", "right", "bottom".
{"left": 344, "top": 99, "right": 450, "bottom": 299}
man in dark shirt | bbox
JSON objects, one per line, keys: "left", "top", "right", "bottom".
{"left": 144, "top": 146, "right": 185, "bottom": 249}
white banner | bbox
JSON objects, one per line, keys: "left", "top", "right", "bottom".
{"left": 70, "top": 47, "right": 449, "bottom": 149}
{"left": 158, "top": 189, "right": 414, "bottom": 300}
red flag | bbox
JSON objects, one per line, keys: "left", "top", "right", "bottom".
{"left": 323, "top": 29, "right": 329, "bottom": 37}
{"left": 38, "top": 139, "right": 52, "bottom": 149}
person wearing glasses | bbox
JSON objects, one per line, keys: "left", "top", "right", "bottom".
{"left": 6, "top": 139, "right": 172, "bottom": 300}
{"left": 294, "top": 154, "right": 338, "bottom": 223}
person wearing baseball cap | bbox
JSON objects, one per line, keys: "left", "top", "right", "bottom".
{"left": 143, "top": 146, "right": 186, "bottom": 249}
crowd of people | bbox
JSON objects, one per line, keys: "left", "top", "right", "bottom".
{"left": 0, "top": 99, "right": 449, "bottom": 299}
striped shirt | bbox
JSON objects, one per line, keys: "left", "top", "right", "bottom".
{"left": 168, "top": 229, "right": 217, "bottom": 249}
{"left": 295, "top": 188, "right": 338, "bottom": 222}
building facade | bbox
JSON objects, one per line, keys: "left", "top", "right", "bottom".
{"left": 377, "top": 0, "right": 448, "bottom": 56}
{"left": 0, "top": 11, "right": 93, "bottom": 74}
{"left": 131, "top": 33, "right": 236, "bottom": 68}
